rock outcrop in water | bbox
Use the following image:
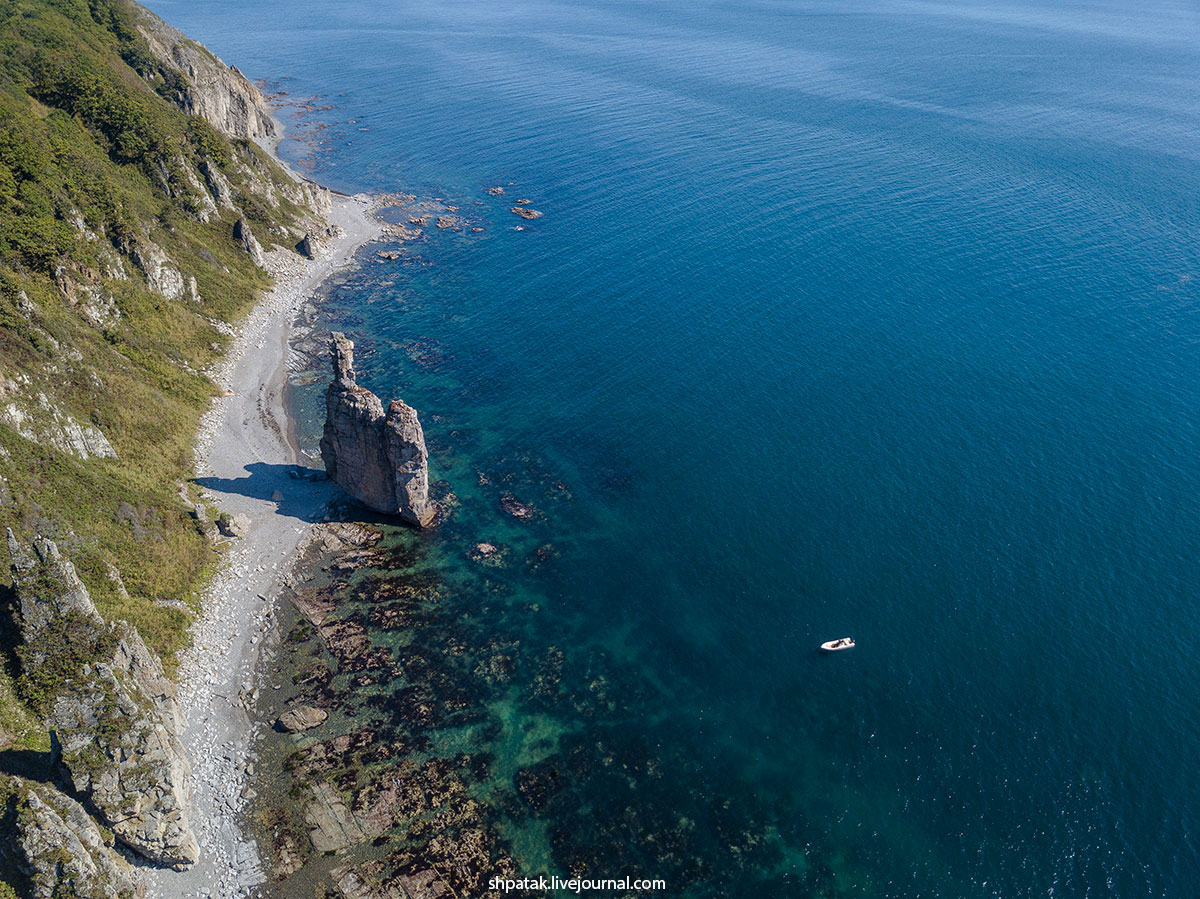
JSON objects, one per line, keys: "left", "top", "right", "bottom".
{"left": 319, "top": 333, "right": 434, "bottom": 526}
{"left": 6, "top": 532, "right": 199, "bottom": 871}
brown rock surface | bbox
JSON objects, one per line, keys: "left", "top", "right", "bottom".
{"left": 277, "top": 705, "right": 328, "bottom": 733}
{"left": 319, "top": 333, "right": 434, "bottom": 526}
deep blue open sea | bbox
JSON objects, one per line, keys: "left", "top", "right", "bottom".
{"left": 147, "top": 0, "right": 1200, "bottom": 895}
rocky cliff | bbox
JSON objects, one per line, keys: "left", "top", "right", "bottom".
{"left": 319, "top": 334, "right": 434, "bottom": 526}
{"left": 0, "top": 0, "right": 343, "bottom": 892}
{"left": 134, "top": 8, "right": 277, "bottom": 142}
{"left": 7, "top": 534, "right": 198, "bottom": 871}
{"left": 4, "top": 776, "right": 140, "bottom": 899}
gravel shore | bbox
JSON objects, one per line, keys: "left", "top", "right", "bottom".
{"left": 142, "top": 192, "right": 383, "bottom": 899}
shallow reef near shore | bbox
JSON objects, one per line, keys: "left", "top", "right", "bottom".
{"left": 252, "top": 522, "right": 846, "bottom": 899}
{"left": 249, "top": 246, "right": 861, "bottom": 898}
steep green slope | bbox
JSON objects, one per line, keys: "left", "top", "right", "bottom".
{"left": 0, "top": 0, "right": 319, "bottom": 751}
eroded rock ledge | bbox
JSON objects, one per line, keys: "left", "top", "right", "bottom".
{"left": 6, "top": 531, "right": 199, "bottom": 871}
{"left": 319, "top": 333, "right": 434, "bottom": 527}
{"left": 134, "top": 7, "right": 277, "bottom": 142}
{"left": 6, "top": 775, "right": 140, "bottom": 899}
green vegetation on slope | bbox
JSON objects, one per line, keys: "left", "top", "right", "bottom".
{"left": 0, "top": 0, "right": 316, "bottom": 747}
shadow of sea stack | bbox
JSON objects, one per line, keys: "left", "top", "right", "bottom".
{"left": 319, "top": 332, "right": 434, "bottom": 527}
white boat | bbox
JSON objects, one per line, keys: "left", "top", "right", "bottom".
{"left": 820, "top": 637, "right": 855, "bottom": 652}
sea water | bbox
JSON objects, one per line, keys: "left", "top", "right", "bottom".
{"left": 144, "top": 0, "right": 1200, "bottom": 894}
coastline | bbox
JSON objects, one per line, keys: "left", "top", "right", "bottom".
{"left": 142, "top": 160, "right": 384, "bottom": 897}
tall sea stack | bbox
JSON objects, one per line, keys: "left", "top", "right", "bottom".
{"left": 319, "top": 333, "right": 434, "bottom": 526}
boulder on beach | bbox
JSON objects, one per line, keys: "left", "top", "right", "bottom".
{"left": 217, "top": 511, "right": 250, "bottom": 537}
{"left": 296, "top": 232, "right": 317, "bottom": 259}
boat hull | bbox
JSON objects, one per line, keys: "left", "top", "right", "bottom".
{"left": 820, "top": 638, "right": 855, "bottom": 652}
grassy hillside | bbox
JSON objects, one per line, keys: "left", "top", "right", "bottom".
{"left": 0, "top": 0, "right": 318, "bottom": 749}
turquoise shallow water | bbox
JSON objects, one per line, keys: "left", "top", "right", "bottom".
{"left": 149, "top": 0, "right": 1200, "bottom": 894}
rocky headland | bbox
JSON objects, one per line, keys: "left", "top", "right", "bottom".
{"left": 5, "top": 530, "right": 198, "bottom": 875}
{"left": 4, "top": 776, "right": 140, "bottom": 899}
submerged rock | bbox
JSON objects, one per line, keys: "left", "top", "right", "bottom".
{"left": 305, "top": 781, "right": 371, "bottom": 852}
{"left": 499, "top": 494, "right": 536, "bottom": 520}
{"left": 319, "top": 333, "right": 434, "bottom": 526}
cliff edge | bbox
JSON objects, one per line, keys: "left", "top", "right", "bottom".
{"left": 133, "top": 7, "right": 276, "bottom": 142}
{"left": 7, "top": 533, "right": 198, "bottom": 872}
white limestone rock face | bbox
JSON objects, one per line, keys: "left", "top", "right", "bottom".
{"left": 179, "top": 160, "right": 220, "bottom": 222}
{"left": 50, "top": 633, "right": 198, "bottom": 871}
{"left": 131, "top": 242, "right": 185, "bottom": 301}
{"left": 281, "top": 179, "right": 333, "bottom": 214}
{"left": 199, "top": 158, "right": 237, "bottom": 208}
{"left": 0, "top": 394, "right": 118, "bottom": 461}
{"left": 319, "top": 333, "right": 434, "bottom": 526}
{"left": 234, "top": 217, "right": 266, "bottom": 267}
{"left": 53, "top": 267, "right": 121, "bottom": 328}
{"left": 13, "top": 778, "right": 141, "bottom": 899}
{"left": 7, "top": 532, "right": 104, "bottom": 653}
